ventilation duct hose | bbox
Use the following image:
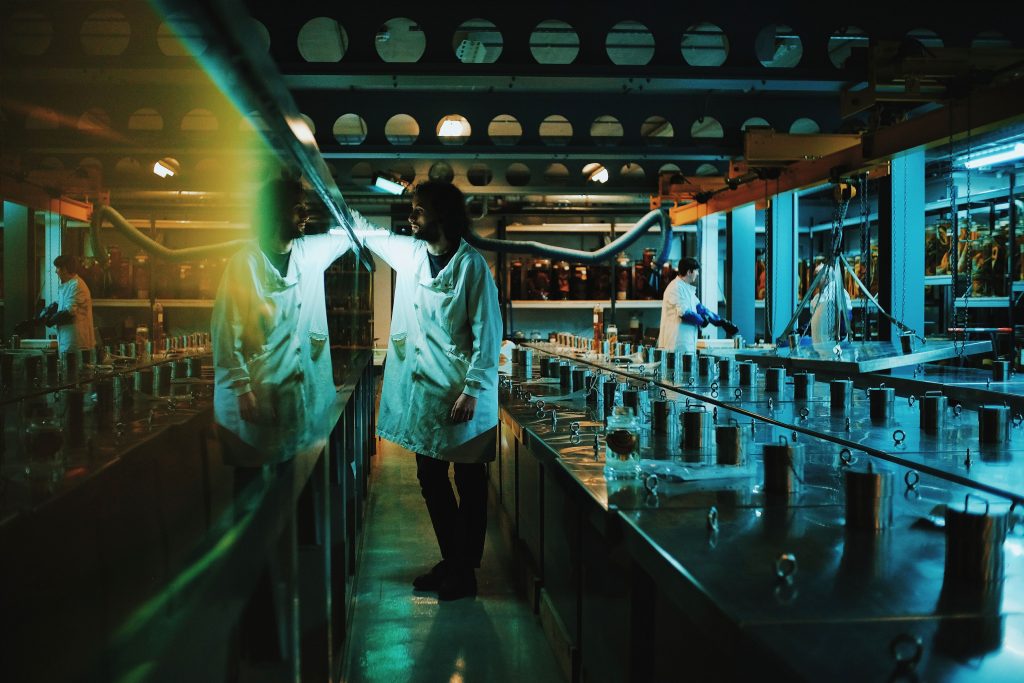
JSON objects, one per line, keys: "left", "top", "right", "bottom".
{"left": 90, "top": 205, "right": 250, "bottom": 262}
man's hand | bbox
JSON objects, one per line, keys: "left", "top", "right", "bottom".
{"left": 450, "top": 393, "right": 477, "bottom": 423}
{"left": 722, "top": 320, "right": 739, "bottom": 337}
{"left": 237, "top": 391, "right": 261, "bottom": 423}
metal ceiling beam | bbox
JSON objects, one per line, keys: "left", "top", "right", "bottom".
{"left": 664, "top": 77, "right": 1024, "bottom": 225}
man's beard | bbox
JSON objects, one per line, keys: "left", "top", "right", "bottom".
{"left": 282, "top": 221, "right": 305, "bottom": 240}
{"left": 412, "top": 220, "right": 442, "bottom": 242}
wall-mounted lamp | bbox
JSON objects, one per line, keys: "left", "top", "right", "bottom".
{"left": 153, "top": 157, "right": 180, "bottom": 178}
{"left": 588, "top": 165, "right": 609, "bottom": 183}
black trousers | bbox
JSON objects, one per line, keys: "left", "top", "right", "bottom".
{"left": 415, "top": 454, "right": 488, "bottom": 569}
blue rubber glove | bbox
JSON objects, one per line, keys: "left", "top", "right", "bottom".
{"left": 681, "top": 310, "right": 707, "bottom": 327}
{"left": 696, "top": 302, "right": 723, "bottom": 324}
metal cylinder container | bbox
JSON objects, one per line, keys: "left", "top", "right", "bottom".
{"left": 80, "top": 348, "right": 94, "bottom": 366}
{"left": 602, "top": 379, "right": 618, "bottom": 410}
{"left": 94, "top": 379, "right": 115, "bottom": 429}
{"left": 63, "top": 350, "right": 78, "bottom": 381}
{"left": 135, "top": 368, "right": 154, "bottom": 395}
{"left": 66, "top": 388, "right": 86, "bottom": 446}
{"left": 621, "top": 388, "right": 639, "bottom": 414}
{"left": 520, "top": 350, "right": 533, "bottom": 379}
{"left": 558, "top": 362, "right": 572, "bottom": 391}
{"left": 172, "top": 359, "right": 189, "bottom": 380}
{"left": 738, "top": 361, "right": 756, "bottom": 386}
{"left": 652, "top": 400, "right": 670, "bottom": 434}
{"left": 45, "top": 352, "right": 58, "bottom": 384}
{"left": 992, "top": 360, "right": 1011, "bottom": 382}
{"left": 571, "top": 368, "right": 586, "bottom": 393}
{"left": 511, "top": 347, "right": 522, "bottom": 365}
{"left": 24, "top": 356, "right": 41, "bottom": 384}
{"left": 868, "top": 386, "right": 895, "bottom": 420}
{"left": 920, "top": 391, "right": 947, "bottom": 433}
{"left": 586, "top": 374, "right": 598, "bottom": 406}
{"left": 844, "top": 465, "right": 894, "bottom": 531}
{"left": 763, "top": 439, "right": 805, "bottom": 494}
{"left": 715, "top": 424, "right": 744, "bottom": 465}
{"left": 764, "top": 367, "right": 786, "bottom": 392}
{"left": 792, "top": 372, "right": 815, "bottom": 400}
{"left": 665, "top": 351, "right": 676, "bottom": 371}
{"left": 681, "top": 353, "right": 696, "bottom": 374}
{"left": 944, "top": 496, "right": 1009, "bottom": 585}
{"left": 155, "top": 363, "right": 172, "bottom": 396}
{"left": 978, "top": 405, "right": 1010, "bottom": 444}
{"left": 697, "top": 355, "right": 713, "bottom": 378}
{"left": 113, "top": 373, "right": 134, "bottom": 409}
{"left": 718, "top": 358, "right": 734, "bottom": 384}
{"left": 680, "top": 407, "right": 711, "bottom": 450}
{"left": 830, "top": 380, "right": 853, "bottom": 415}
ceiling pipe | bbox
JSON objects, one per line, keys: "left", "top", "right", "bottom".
{"left": 91, "top": 205, "right": 249, "bottom": 263}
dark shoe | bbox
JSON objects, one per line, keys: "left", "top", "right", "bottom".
{"left": 412, "top": 561, "right": 449, "bottom": 591}
{"left": 437, "top": 569, "right": 477, "bottom": 601}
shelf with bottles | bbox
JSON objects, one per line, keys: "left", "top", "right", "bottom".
{"left": 92, "top": 299, "right": 214, "bottom": 309}
{"left": 507, "top": 250, "right": 678, "bottom": 304}
{"left": 509, "top": 300, "right": 663, "bottom": 310}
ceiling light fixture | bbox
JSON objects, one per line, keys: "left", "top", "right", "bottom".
{"left": 963, "top": 143, "right": 1024, "bottom": 169}
{"left": 153, "top": 157, "right": 179, "bottom": 178}
{"left": 588, "top": 165, "right": 609, "bottom": 183}
{"left": 372, "top": 173, "right": 407, "bottom": 195}
{"left": 438, "top": 118, "right": 466, "bottom": 137}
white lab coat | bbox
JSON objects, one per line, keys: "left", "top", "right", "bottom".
{"left": 54, "top": 274, "right": 95, "bottom": 353}
{"left": 360, "top": 224, "right": 501, "bottom": 463}
{"left": 212, "top": 234, "right": 349, "bottom": 465}
{"left": 657, "top": 278, "right": 700, "bottom": 354}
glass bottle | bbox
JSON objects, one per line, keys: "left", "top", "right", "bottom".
{"left": 570, "top": 263, "right": 588, "bottom": 300}
{"left": 133, "top": 251, "right": 151, "bottom": 299}
{"left": 615, "top": 253, "right": 632, "bottom": 300}
{"left": 604, "top": 406, "right": 640, "bottom": 479}
{"left": 552, "top": 260, "right": 571, "bottom": 300}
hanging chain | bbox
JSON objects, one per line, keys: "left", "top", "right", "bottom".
{"left": 859, "top": 174, "right": 870, "bottom": 341}
{"left": 764, "top": 180, "right": 773, "bottom": 346}
{"left": 953, "top": 94, "right": 973, "bottom": 358}
{"left": 900, "top": 159, "right": 908, "bottom": 327}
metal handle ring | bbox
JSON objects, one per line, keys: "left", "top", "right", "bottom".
{"left": 707, "top": 506, "right": 719, "bottom": 532}
{"left": 964, "top": 493, "right": 990, "bottom": 515}
{"left": 774, "top": 553, "right": 798, "bottom": 581}
{"left": 687, "top": 377, "right": 696, "bottom": 387}
{"left": 644, "top": 474, "right": 659, "bottom": 495}
{"left": 710, "top": 389, "right": 719, "bottom": 399}
{"left": 1013, "top": 413, "right": 1023, "bottom": 428}
{"left": 535, "top": 399, "right": 546, "bottom": 411}
{"left": 908, "top": 395, "right": 916, "bottom": 407}
{"left": 659, "top": 389, "right": 667, "bottom": 400}
{"left": 778, "top": 435, "right": 789, "bottom": 446}
{"left": 893, "top": 429, "right": 906, "bottom": 446}
{"left": 570, "top": 421, "right": 580, "bottom": 433}
{"left": 638, "top": 365, "right": 645, "bottom": 374}
{"left": 767, "top": 397, "right": 774, "bottom": 411}
{"left": 890, "top": 634, "right": 923, "bottom": 668}
{"left": 734, "top": 388, "right": 743, "bottom": 400}
{"left": 904, "top": 470, "right": 920, "bottom": 491}
{"left": 952, "top": 403, "right": 962, "bottom": 417}
{"left": 570, "top": 433, "right": 582, "bottom": 446}
{"left": 711, "top": 381, "right": 720, "bottom": 391}
{"left": 799, "top": 407, "right": 810, "bottom": 420}
{"left": 839, "top": 448, "right": 854, "bottom": 466}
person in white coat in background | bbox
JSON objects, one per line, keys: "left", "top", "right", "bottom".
{"left": 656, "top": 257, "right": 738, "bottom": 354}
{"left": 44, "top": 255, "right": 96, "bottom": 354}
{"left": 358, "top": 180, "right": 501, "bottom": 601}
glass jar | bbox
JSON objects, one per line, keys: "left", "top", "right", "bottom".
{"left": 604, "top": 406, "right": 640, "bottom": 479}
{"left": 133, "top": 251, "right": 151, "bottom": 299}
{"left": 588, "top": 264, "right": 611, "bottom": 299}
{"left": 570, "top": 264, "right": 588, "bottom": 300}
{"left": 525, "top": 258, "right": 551, "bottom": 300}
{"left": 552, "top": 260, "right": 571, "bottom": 300}
{"left": 509, "top": 257, "right": 524, "bottom": 299}
{"left": 615, "top": 253, "right": 632, "bottom": 300}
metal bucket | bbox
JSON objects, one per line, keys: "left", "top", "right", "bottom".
{"left": 830, "top": 379, "right": 853, "bottom": 415}
{"left": 652, "top": 400, "right": 670, "bottom": 434}
{"left": 697, "top": 355, "right": 713, "bottom": 378}
{"left": 899, "top": 333, "right": 917, "bottom": 354}
{"left": 681, "top": 353, "right": 696, "bottom": 374}
{"left": 738, "top": 361, "right": 756, "bottom": 386}
{"left": 715, "top": 423, "right": 745, "bottom": 465}
{"left": 844, "top": 465, "right": 894, "bottom": 531}
{"left": 172, "top": 359, "right": 189, "bottom": 380}
{"left": 718, "top": 358, "right": 734, "bottom": 384}
{"left": 135, "top": 368, "right": 154, "bottom": 395}
{"left": 764, "top": 367, "right": 786, "bottom": 392}
{"left": 920, "top": 391, "right": 947, "bottom": 433}
{"left": 680, "top": 406, "right": 711, "bottom": 450}
{"left": 520, "top": 350, "right": 533, "bottom": 379}
{"left": 944, "top": 495, "right": 1009, "bottom": 585}
{"left": 868, "top": 386, "right": 895, "bottom": 420}
{"left": 978, "top": 405, "right": 1010, "bottom": 444}
{"left": 991, "top": 360, "right": 1011, "bottom": 382}
{"left": 793, "top": 372, "right": 815, "bottom": 400}
{"left": 763, "top": 437, "right": 805, "bottom": 494}
{"left": 665, "top": 351, "right": 676, "bottom": 371}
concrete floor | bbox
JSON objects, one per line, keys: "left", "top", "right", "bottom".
{"left": 342, "top": 439, "right": 564, "bottom": 683}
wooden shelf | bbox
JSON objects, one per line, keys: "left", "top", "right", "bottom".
{"left": 509, "top": 299, "right": 663, "bottom": 310}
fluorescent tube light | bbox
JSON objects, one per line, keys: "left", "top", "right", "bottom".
{"left": 153, "top": 160, "right": 176, "bottom": 178}
{"left": 373, "top": 175, "right": 406, "bottom": 195}
{"left": 964, "top": 143, "right": 1024, "bottom": 169}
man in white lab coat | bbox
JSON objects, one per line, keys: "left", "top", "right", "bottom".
{"left": 44, "top": 255, "right": 96, "bottom": 354}
{"left": 656, "top": 257, "right": 738, "bottom": 354}
{"left": 212, "top": 178, "right": 351, "bottom": 464}
{"left": 365, "top": 181, "right": 501, "bottom": 601}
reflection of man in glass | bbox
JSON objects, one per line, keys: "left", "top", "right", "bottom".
{"left": 212, "top": 177, "right": 349, "bottom": 465}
